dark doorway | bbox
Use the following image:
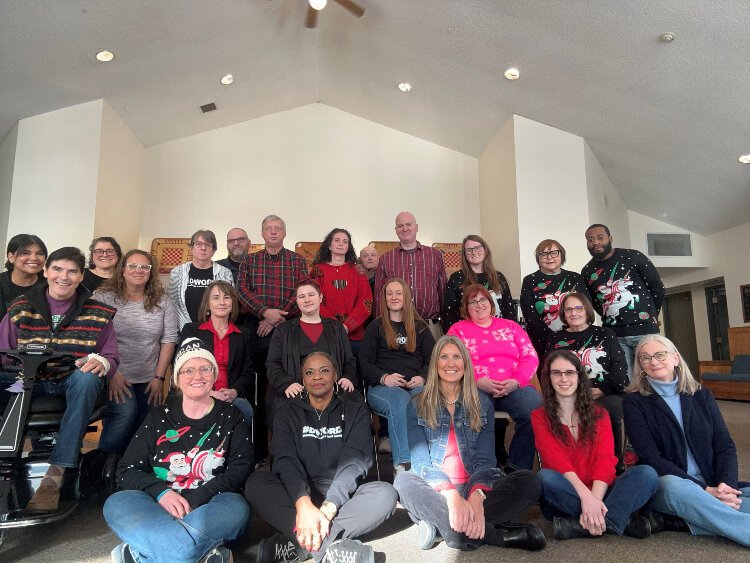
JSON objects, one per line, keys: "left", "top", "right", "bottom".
{"left": 705, "top": 285, "right": 730, "bottom": 360}
{"left": 663, "top": 291, "right": 698, "bottom": 376}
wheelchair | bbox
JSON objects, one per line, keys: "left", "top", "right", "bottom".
{"left": 0, "top": 345, "right": 108, "bottom": 549}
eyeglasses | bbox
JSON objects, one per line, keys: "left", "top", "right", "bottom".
{"left": 178, "top": 365, "right": 215, "bottom": 378}
{"left": 563, "top": 306, "right": 585, "bottom": 314}
{"left": 227, "top": 237, "right": 248, "bottom": 245}
{"left": 93, "top": 249, "right": 117, "bottom": 257}
{"left": 538, "top": 250, "right": 561, "bottom": 259}
{"left": 638, "top": 351, "right": 671, "bottom": 364}
{"left": 125, "top": 263, "right": 153, "bottom": 272}
{"left": 467, "top": 297, "right": 489, "bottom": 307}
{"left": 192, "top": 241, "right": 212, "bottom": 249}
{"left": 549, "top": 370, "right": 578, "bottom": 378}
{"left": 464, "top": 245, "right": 484, "bottom": 255}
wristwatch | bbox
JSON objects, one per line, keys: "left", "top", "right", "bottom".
{"left": 321, "top": 501, "right": 338, "bottom": 517}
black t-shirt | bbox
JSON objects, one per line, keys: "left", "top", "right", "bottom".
{"left": 0, "top": 271, "right": 46, "bottom": 321}
{"left": 185, "top": 264, "right": 214, "bottom": 322}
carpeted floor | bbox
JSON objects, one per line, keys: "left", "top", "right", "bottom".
{"left": 2, "top": 400, "right": 749, "bottom": 562}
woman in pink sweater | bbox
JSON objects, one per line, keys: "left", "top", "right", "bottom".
{"left": 447, "top": 284, "right": 541, "bottom": 469}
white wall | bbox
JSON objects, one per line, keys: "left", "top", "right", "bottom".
{"left": 513, "top": 115, "right": 590, "bottom": 276}
{"left": 584, "top": 141, "right": 630, "bottom": 246}
{"left": 8, "top": 100, "right": 104, "bottom": 252}
{"left": 478, "top": 117, "right": 521, "bottom": 293}
{"left": 95, "top": 102, "right": 146, "bottom": 251}
{"left": 628, "top": 211, "right": 709, "bottom": 271}
{"left": 0, "top": 125, "right": 18, "bottom": 251}
{"left": 140, "top": 104, "right": 480, "bottom": 253}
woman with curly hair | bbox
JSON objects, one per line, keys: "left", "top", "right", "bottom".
{"left": 533, "top": 350, "right": 658, "bottom": 540}
{"left": 310, "top": 228, "right": 373, "bottom": 355}
{"left": 442, "top": 234, "right": 514, "bottom": 332}
{"left": 95, "top": 249, "right": 179, "bottom": 456}
{"left": 83, "top": 236, "right": 123, "bottom": 291}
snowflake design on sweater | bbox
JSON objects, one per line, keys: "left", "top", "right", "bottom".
{"left": 475, "top": 365, "right": 490, "bottom": 377}
{"left": 522, "top": 343, "right": 536, "bottom": 356}
{"left": 492, "top": 328, "right": 513, "bottom": 341}
{"left": 463, "top": 338, "right": 478, "bottom": 355}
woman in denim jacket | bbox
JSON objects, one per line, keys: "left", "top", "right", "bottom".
{"left": 394, "top": 335, "right": 546, "bottom": 552}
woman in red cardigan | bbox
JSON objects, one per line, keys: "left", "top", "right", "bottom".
{"left": 311, "top": 228, "right": 373, "bottom": 355}
{"left": 532, "top": 350, "right": 659, "bottom": 540}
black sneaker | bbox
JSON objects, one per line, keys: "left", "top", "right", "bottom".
{"left": 323, "top": 539, "right": 374, "bottom": 563}
{"left": 257, "top": 532, "right": 299, "bottom": 563}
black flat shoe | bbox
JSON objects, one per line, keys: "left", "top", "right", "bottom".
{"left": 552, "top": 516, "right": 594, "bottom": 540}
{"left": 496, "top": 521, "right": 546, "bottom": 551}
{"left": 622, "top": 513, "right": 651, "bottom": 539}
{"left": 644, "top": 511, "right": 690, "bottom": 533}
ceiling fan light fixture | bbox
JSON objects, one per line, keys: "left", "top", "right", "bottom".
{"left": 739, "top": 154, "right": 750, "bottom": 164}
{"left": 504, "top": 67, "right": 520, "bottom": 80}
{"left": 95, "top": 50, "right": 114, "bottom": 62}
{"left": 309, "top": 0, "right": 327, "bottom": 10}
{"left": 398, "top": 82, "right": 412, "bottom": 93}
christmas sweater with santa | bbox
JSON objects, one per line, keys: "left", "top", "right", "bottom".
{"left": 116, "top": 395, "right": 253, "bottom": 508}
{"left": 581, "top": 249, "right": 665, "bottom": 337}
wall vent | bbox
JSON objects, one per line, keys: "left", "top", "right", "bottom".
{"left": 200, "top": 102, "right": 217, "bottom": 113}
{"left": 646, "top": 233, "right": 692, "bottom": 256}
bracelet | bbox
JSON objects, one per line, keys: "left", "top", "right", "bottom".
{"left": 380, "top": 374, "right": 388, "bottom": 385}
{"left": 154, "top": 375, "right": 166, "bottom": 381}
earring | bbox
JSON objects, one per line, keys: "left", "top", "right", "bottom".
{"left": 334, "top": 381, "right": 339, "bottom": 395}
{"left": 300, "top": 389, "right": 309, "bottom": 400}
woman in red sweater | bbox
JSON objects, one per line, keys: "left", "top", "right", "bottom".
{"left": 532, "top": 350, "right": 658, "bottom": 540}
{"left": 311, "top": 228, "right": 373, "bottom": 355}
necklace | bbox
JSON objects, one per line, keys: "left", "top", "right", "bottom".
{"left": 314, "top": 408, "right": 324, "bottom": 421}
{"left": 442, "top": 397, "right": 459, "bottom": 406}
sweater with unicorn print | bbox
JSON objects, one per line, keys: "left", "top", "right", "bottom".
{"left": 116, "top": 395, "right": 253, "bottom": 508}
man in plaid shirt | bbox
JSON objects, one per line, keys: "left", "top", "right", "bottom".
{"left": 237, "top": 214, "right": 308, "bottom": 463}
{"left": 374, "top": 211, "right": 447, "bottom": 341}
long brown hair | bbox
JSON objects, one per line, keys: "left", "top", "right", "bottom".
{"left": 97, "top": 249, "right": 165, "bottom": 312}
{"left": 461, "top": 235, "right": 502, "bottom": 293}
{"left": 416, "top": 336, "right": 483, "bottom": 432}
{"left": 539, "top": 350, "right": 601, "bottom": 444}
{"left": 197, "top": 280, "right": 240, "bottom": 323}
{"left": 379, "top": 277, "right": 425, "bottom": 352}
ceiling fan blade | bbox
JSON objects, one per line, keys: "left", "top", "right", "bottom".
{"left": 305, "top": 6, "right": 319, "bottom": 28}
{"left": 334, "top": 0, "right": 365, "bottom": 18}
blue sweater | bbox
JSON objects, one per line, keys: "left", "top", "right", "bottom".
{"left": 623, "top": 386, "right": 738, "bottom": 488}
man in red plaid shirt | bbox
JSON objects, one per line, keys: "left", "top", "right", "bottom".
{"left": 237, "top": 214, "right": 308, "bottom": 463}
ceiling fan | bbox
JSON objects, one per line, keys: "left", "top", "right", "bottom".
{"left": 305, "top": 0, "right": 365, "bottom": 28}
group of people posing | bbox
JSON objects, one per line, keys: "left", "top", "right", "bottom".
{"left": 0, "top": 211, "right": 746, "bottom": 563}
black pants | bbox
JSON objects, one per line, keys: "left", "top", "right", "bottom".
{"left": 394, "top": 470, "right": 540, "bottom": 550}
{"left": 245, "top": 317, "right": 274, "bottom": 461}
{"left": 595, "top": 393, "right": 624, "bottom": 465}
{"left": 245, "top": 471, "right": 397, "bottom": 560}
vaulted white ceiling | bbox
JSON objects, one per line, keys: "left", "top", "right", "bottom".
{"left": 1, "top": 1, "right": 748, "bottom": 235}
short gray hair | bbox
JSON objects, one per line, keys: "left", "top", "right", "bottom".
{"left": 261, "top": 214, "right": 286, "bottom": 230}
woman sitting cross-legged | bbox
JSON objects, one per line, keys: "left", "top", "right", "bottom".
{"left": 394, "top": 336, "right": 546, "bottom": 552}
{"left": 359, "top": 277, "right": 435, "bottom": 474}
{"left": 623, "top": 334, "right": 750, "bottom": 547}
{"left": 246, "top": 352, "right": 398, "bottom": 562}
{"left": 533, "top": 350, "right": 658, "bottom": 540}
{"left": 103, "top": 338, "right": 253, "bottom": 563}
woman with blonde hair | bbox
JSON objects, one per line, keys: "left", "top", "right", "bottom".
{"left": 394, "top": 336, "right": 545, "bottom": 552}
{"left": 360, "top": 277, "right": 435, "bottom": 473}
{"left": 623, "top": 334, "right": 750, "bottom": 546}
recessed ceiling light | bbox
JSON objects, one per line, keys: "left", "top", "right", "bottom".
{"left": 309, "top": 0, "right": 327, "bottom": 10}
{"left": 739, "top": 154, "right": 750, "bottom": 164}
{"left": 504, "top": 67, "right": 520, "bottom": 80}
{"left": 95, "top": 50, "right": 114, "bottom": 62}
{"left": 398, "top": 82, "right": 412, "bottom": 93}
{"left": 660, "top": 32, "right": 676, "bottom": 42}
{"left": 220, "top": 74, "right": 234, "bottom": 85}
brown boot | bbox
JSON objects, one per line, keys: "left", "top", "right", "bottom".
{"left": 26, "top": 465, "right": 64, "bottom": 513}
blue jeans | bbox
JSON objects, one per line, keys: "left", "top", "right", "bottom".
{"left": 617, "top": 335, "right": 648, "bottom": 381}
{"left": 99, "top": 382, "right": 152, "bottom": 455}
{"left": 366, "top": 385, "right": 423, "bottom": 466}
{"left": 538, "top": 466, "right": 658, "bottom": 534}
{"left": 649, "top": 475, "right": 750, "bottom": 547}
{"left": 493, "top": 385, "right": 542, "bottom": 470}
{"left": 39, "top": 369, "right": 105, "bottom": 468}
{"left": 104, "top": 490, "right": 250, "bottom": 563}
